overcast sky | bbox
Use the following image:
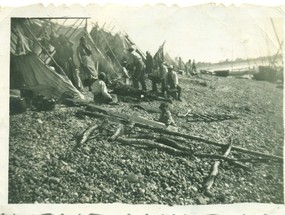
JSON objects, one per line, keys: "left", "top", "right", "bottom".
{"left": 82, "top": 4, "right": 283, "bottom": 63}
{"left": 5, "top": 2, "right": 284, "bottom": 63}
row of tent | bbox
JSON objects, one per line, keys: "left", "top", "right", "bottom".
{"left": 10, "top": 18, "right": 184, "bottom": 101}
{"left": 10, "top": 18, "right": 128, "bottom": 100}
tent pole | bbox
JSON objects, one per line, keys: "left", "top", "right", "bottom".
{"left": 99, "top": 29, "right": 122, "bottom": 67}
{"left": 55, "top": 18, "right": 68, "bottom": 34}
{"left": 271, "top": 41, "right": 283, "bottom": 66}
{"left": 56, "top": 18, "right": 68, "bottom": 34}
{"left": 66, "top": 18, "right": 85, "bottom": 39}
{"left": 63, "top": 19, "right": 80, "bottom": 37}
{"left": 87, "top": 32, "right": 119, "bottom": 77}
{"left": 85, "top": 22, "right": 119, "bottom": 77}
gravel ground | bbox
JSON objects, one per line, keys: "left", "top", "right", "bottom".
{"left": 9, "top": 74, "right": 284, "bottom": 204}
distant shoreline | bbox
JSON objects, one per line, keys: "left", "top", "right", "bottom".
{"left": 198, "top": 55, "right": 283, "bottom": 73}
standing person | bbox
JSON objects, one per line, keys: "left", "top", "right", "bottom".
{"left": 121, "top": 61, "right": 130, "bottom": 85}
{"left": 192, "top": 59, "right": 197, "bottom": 74}
{"left": 77, "top": 36, "right": 98, "bottom": 90}
{"left": 163, "top": 65, "right": 182, "bottom": 101}
{"left": 145, "top": 51, "right": 154, "bottom": 75}
{"left": 149, "top": 60, "right": 167, "bottom": 94}
{"left": 127, "top": 47, "right": 147, "bottom": 91}
{"left": 148, "top": 67, "right": 160, "bottom": 93}
{"left": 159, "top": 62, "right": 169, "bottom": 95}
{"left": 91, "top": 72, "right": 113, "bottom": 104}
{"left": 186, "top": 59, "right": 192, "bottom": 75}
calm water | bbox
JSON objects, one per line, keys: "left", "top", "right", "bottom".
{"left": 199, "top": 56, "right": 283, "bottom": 74}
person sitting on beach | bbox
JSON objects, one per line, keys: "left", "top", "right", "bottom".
{"left": 91, "top": 72, "right": 113, "bottom": 104}
{"left": 158, "top": 102, "right": 177, "bottom": 127}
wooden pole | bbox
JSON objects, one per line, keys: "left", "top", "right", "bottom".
{"left": 24, "top": 22, "right": 67, "bottom": 77}
{"left": 66, "top": 18, "right": 85, "bottom": 39}
{"left": 133, "top": 123, "right": 283, "bottom": 161}
{"left": 63, "top": 19, "right": 80, "bottom": 37}
{"left": 78, "top": 109, "right": 283, "bottom": 162}
{"left": 204, "top": 141, "right": 232, "bottom": 190}
{"left": 55, "top": 18, "right": 68, "bottom": 34}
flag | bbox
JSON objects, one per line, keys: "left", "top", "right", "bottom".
{"left": 153, "top": 41, "right": 166, "bottom": 67}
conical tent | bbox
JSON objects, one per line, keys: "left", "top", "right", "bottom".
{"left": 89, "top": 26, "right": 130, "bottom": 76}
{"left": 10, "top": 18, "right": 84, "bottom": 99}
{"left": 89, "top": 23, "right": 146, "bottom": 75}
{"left": 11, "top": 17, "right": 147, "bottom": 95}
{"left": 55, "top": 23, "right": 120, "bottom": 80}
{"left": 164, "top": 52, "right": 179, "bottom": 68}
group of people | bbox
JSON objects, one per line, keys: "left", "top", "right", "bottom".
{"left": 38, "top": 29, "right": 184, "bottom": 104}
{"left": 86, "top": 47, "right": 183, "bottom": 113}
{"left": 38, "top": 30, "right": 180, "bottom": 126}
{"left": 185, "top": 59, "right": 197, "bottom": 76}
{"left": 148, "top": 61, "right": 182, "bottom": 101}
{"left": 124, "top": 48, "right": 182, "bottom": 101}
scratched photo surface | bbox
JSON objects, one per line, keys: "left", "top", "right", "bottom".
{"left": 7, "top": 4, "right": 284, "bottom": 207}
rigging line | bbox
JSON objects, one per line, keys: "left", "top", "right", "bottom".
{"left": 86, "top": 30, "right": 119, "bottom": 77}
{"left": 99, "top": 26, "right": 122, "bottom": 67}
{"left": 24, "top": 20, "right": 67, "bottom": 77}
{"left": 62, "top": 19, "right": 81, "bottom": 37}
{"left": 55, "top": 18, "right": 68, "bottom": 34}
{"left": 112, "top": 18, "right": 146, "bottom": 60}
{"left": 250, "top": 15, "right": 279, "bottom": 50}
{"left": 94, "top": 26, "right": 115, "bottom": 59}
{"left": 270, "top": 18, "right": 282, "bottom": 50}
{"left": 213, "top": 8, "right": 278, "bottom": 64}
{"left": 66, "top": 18, "right": 85, "bottom": 39}
{"left": 276, "top": 7, "right": 285, "bottom": 16}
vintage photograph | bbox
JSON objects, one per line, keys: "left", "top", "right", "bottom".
{"left": 8, "top": 4, "right": 283, "bottom": 206}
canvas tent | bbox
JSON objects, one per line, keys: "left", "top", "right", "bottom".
{"left": 164, "top": 52, "right": 179, "bottom": 69}
{"left": 10, "top": 18, "right": 84, "bottom": 99}
{"left": 89, "top": 24, "right": 145, "bottom": 76}
{"left": 55, "top": 22, "right": 121, "bottom": 80}
{"left": 10, "top": 17, "right": 149, "bottom": 101}
{"left": 51, "top": 20, "right": 144, "bottom": 81}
